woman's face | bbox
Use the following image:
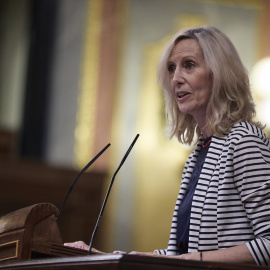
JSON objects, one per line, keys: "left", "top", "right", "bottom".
{"left": 167, "top": 38, "right": 212, "bottom": 126}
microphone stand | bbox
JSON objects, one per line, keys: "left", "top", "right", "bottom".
{"left": 56, "top": 143, "right": 111, "bottom": 222}
{"left": 88, "top": 134, "right": 139, "bottom": 254}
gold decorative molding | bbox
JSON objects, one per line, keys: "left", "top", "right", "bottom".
{"left": 0, "top": 240, "right": 19, "bottom": 262}
{"left": 74, "top": 0, "right": 103, "bottom": 169}
{"left": 202, "top": 0, "right": 263, "bottom": 9}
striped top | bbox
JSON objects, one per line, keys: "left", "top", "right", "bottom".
{"left": 156, "top": 122, "right": 270, "bottom": 267}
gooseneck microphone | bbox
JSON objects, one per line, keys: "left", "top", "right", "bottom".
{"left": 88, "top": 134, "right": 140, "bottom": 254}
{"left": 56, "top": 143, "right": 111, "bottom": 221}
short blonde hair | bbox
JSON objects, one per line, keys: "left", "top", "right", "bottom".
{"left": 158, "top": 25, "right": 261, "bottom": 144}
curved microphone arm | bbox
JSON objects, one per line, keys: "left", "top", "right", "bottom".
{"left": 88, "top": 134, "right": 139, "bottom": 254}
{"left": 56, "top": 143, "right": 111, "bottom": 222}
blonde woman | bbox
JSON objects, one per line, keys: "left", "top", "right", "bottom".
{"left": 66, "top": 26, "right": 270, "bottom": 267}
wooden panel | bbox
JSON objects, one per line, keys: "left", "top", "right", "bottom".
{"left": 0, "top": 241, "right": 19, "bottom": 262}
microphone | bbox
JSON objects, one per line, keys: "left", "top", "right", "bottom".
{"left": 88, "top": 134, "right": 140, "bottom": 254}
{"left": 56, "top": 143, "right": 111, "bottom": 221}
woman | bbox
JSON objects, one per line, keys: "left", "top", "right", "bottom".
{"left": 66, "top": 26, "right": 270, "bottom": 267}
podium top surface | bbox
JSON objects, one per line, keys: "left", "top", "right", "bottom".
{"left": 0, "top": 253, "right": 263, "bottom": 270}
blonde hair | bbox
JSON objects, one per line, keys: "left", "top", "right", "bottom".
{"left": 158, "top": 25, "right": 261, "bottom": 144}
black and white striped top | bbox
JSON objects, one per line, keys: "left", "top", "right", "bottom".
{"left": 157, "top": 122, "right": 270, "bottom": 267}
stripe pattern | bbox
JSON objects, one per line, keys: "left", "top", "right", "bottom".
{"left": 156, "top": 122, "right": 270, "bottom": 266}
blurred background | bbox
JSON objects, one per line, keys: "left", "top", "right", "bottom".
{"left": 0, "top": 0, "right": 270, "bottom": 253}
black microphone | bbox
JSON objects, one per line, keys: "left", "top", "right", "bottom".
{"left": 88, "top": 134, "right": 140, "bottom": 254}
{"left": 56, "top": 143, "right": 111, "bottom": 221}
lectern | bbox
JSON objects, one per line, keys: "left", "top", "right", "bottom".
{"left": 0, "top": 203, "right": 87, "bottom": 262}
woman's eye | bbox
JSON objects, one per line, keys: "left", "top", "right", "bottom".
{"left": 185, "top": 61, "right": 194, "bottom": 69}
{"left": 168, "top": 64, "right": 175, "bottom": 74}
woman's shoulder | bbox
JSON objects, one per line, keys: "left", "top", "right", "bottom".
{"left": 227, "top": 121, "right": 269, "bottom": 146}
{"left": 231, "top": 121, "right": 264, "bottom": 136}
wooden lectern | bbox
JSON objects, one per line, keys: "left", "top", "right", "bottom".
{"left": 0, "top": 203, "right": 87, "bottom": 263}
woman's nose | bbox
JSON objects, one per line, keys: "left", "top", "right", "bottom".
{"left": 172, "top": 67, "right": 184, "bottom": 84}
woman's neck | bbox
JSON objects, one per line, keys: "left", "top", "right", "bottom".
{"left": 201, "top": 126, "right": 213, "bottom": 139}
{"left": 193, "top": 114, "right": 212, "bottom": 139}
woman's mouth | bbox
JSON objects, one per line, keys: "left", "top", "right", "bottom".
{"left": 176, "top": 91, "right": 191, "bottom": 100}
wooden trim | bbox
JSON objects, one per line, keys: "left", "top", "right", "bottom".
{"left": 0, "top": 241, "right": 19, "bottom": 262}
